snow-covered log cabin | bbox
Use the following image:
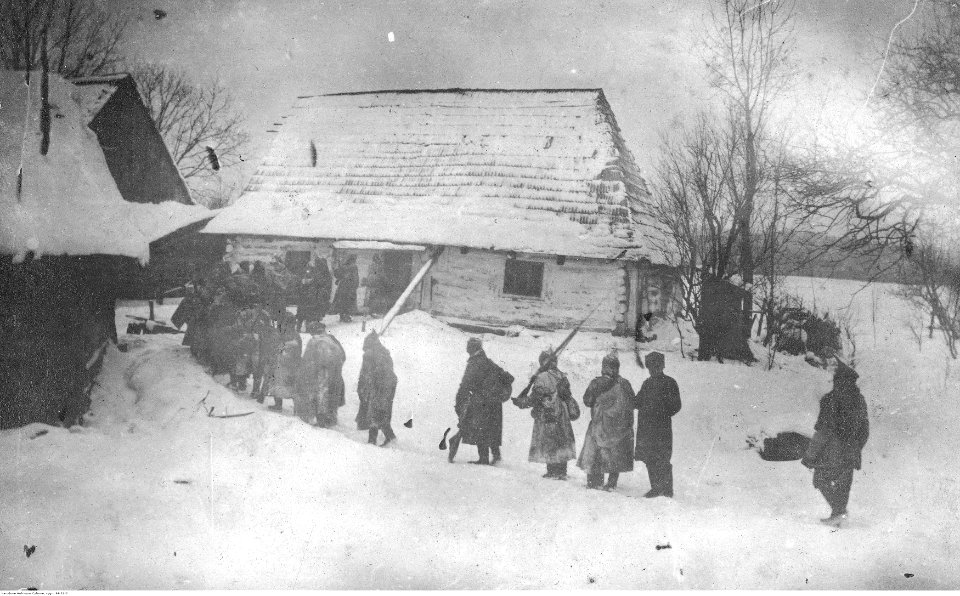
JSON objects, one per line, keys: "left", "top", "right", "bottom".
{"left": 0, "top": 71, "right": 212, "bottom": 428}
{"left": 203, "top": 89, "right": 676, "bottom": 332}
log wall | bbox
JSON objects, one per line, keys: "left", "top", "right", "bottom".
{"left": 426, "top": 250, "right": 623, "bottom": 330}
{"left": 0, "top": 255, "right": 126, "bottom": 429}
{"left": 223, "top": 235, "right": 673, "bottom": 332}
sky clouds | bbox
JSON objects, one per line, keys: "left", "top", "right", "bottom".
{"left": 107, "top": 0, "right": 922, "bottom": 175}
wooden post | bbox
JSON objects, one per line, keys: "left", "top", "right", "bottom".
{"left": 379, "top": 247, "right": 443, "bottom": 335}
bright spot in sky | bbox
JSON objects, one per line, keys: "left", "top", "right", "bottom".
{"left": 570, "top": 68, "right": 577, "bottom": 74}
{"left": 388, "top": 31, "right": 395, "bottom": 42}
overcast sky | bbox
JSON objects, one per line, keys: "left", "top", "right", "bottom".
{"left": 106, "top": 0, "right": 925, "bottom": 179}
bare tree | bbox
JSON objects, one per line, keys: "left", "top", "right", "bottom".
{"left": 132, "top": 63, "right": 248, "bottom": 208}
{"left": 898, "top": 232, "right": 960, "bottom": 358}
{"left": 785, "top": 0, "right": 960, "bottom": 356}
{"left": 706, "top": 0, "right": 797, "bottom": 330}
{"left": 652, "top": 0, "right": 798, "bottom": 363}
{"left": 0, "top": 0, "right": 126, "bottom": 77}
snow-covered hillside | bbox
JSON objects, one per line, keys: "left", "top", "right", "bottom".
{"left": 1, "top": 278, "right": 957, "bottom": 589}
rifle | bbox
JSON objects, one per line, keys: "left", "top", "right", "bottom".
{"left": 512, "top": 302, "right": 602, "bottom": 403}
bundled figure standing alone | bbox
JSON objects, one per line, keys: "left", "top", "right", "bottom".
{"left": 333, "top": 255, "right": 359, "bottom": 323}
{"left": 448, "top": 338, "right": 515, "bottom": 465}
{"left": 802, "top": 361, "right": 869, "bottom": 527}
{"left": 635, "top": 351, "right": 681, "bottom": 498}
{"left": 357, "top": 331, "right": 398, "bottom": 446}
{"left": 577, "top": 352, "right": 635, "bottom": 491}
{"left": 514, "top": 350, "right": 579, "bottom": 480}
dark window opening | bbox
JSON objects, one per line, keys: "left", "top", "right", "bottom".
{"left": 285, "top": 250, "right": 311, "bottom": 274}
{"left": 503, "top": 259, "right": 544, "bottom": 298}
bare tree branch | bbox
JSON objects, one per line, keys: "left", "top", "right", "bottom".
{"left": 131, "top": 63, "right": 249, "bottom": 208}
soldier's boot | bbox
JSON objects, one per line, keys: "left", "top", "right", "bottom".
{"left": 553, "top": 462, "right": 568, "bottom": 480}
{"left": 367, "top": 429, "right": 379, "bottom": 445}
{"left": 470, "top": 445, "right": 490, "bottom": 465}
{"left": 820, "top": 512, "right": 848, "bottom": 527}
{"left": 448, "top": 432, "right": 461, "bottom": 463}
{"left": 586, "top": 471, "right": 603, "bottom": 489}
{"left": 491, "top": 446, "right": 502, "bottom": 465}
{"left": 602, "top": 473, "right": 620, "bottom": 491}
{"left": 380, "top": 425, "right": 397, "bottom": 447}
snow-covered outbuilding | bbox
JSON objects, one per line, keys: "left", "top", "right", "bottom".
{"left": 204, "top": 88, "right": 676, "bottom": 332}
{"left": 0, "top": 70, "right": 212, "bottom": 428}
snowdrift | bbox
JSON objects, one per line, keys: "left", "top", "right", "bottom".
{"left": 1, "top": 278, "right": 958, "bottom": 589}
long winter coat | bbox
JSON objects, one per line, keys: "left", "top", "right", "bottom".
{"left": 205, "top": 298, "right": 244, "bottom": 376}
{"left": 577, "top": 374, "right": 636, "bottom": 474}
{"left": 634, "top": 373, "right": 682, "bottom": 463}
{"left": 455, "top": 350, "right": 515, "bottom": 447}
{"left": 172, "top": 290, "right": 210, "bottom": 348}
{"left": 356, "top": 337, "right": 397, "bottom": 431}
{"left": 268, "top": 330, "right": 302, "bottom": 401}
{"left": 803, "top": 381, "right": 869, "bottom": 482}
{"left": 296, "top": 264, "right": 332, "bottom": 321}
{"left": 516, "top": 368, "right": 577, "bottom": 464}
{"left": 333, "top": 261, "right": 359, "bottom": 316}
{"left": 295, "top": 333, "right": 346, "bottom": 424}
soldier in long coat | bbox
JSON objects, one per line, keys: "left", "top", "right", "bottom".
{"left": 801, "top": 361, "right": 869, "bottom": 527}
{"left": 635, "top": 351, "right": 682, "bottom": 498}
{"left": 265, "top": 313, "right": 302, "bottom": 411}
{"left": 448, "top": 338, "right": 515, "bottom": 465}
{"left": 515, "top": 350, "right": 578, "bottom": 480}
{"left": 295, "top": 322, "right": 347, "bottom": 427}
{"left": 295, "top": 261, "right": 332, "bottom": 332}
{"left": 171, "top": 281, "right": 211, "bottom": 358}
{"left": 333, "top": 255, "right": 359, "bottom": 323}
{"left": 357, "top": 331, "right": 398, "bottom": 446}
{"left": 577, "top": 352, "right": 636, "bottom": 491}
{"left": 250, "top": 307, "right": 279, "bottom": 402}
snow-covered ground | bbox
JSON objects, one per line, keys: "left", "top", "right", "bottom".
{"left": 1, "top": 277, "right": 958, "bottom": 589}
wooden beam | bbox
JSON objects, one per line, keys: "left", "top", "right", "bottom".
{"left": 379, "top": 247, "right": 444, "bottom": 335}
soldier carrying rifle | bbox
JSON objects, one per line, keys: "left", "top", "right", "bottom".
{"left": 511, "top": 312, "right": 593, "bottom": 480}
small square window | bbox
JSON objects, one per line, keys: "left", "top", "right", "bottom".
{"left": 503, "top": 259, "right": 544, "bottom": 298}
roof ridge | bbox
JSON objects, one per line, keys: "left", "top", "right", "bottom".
{"left": 67, "top": 73, "right": 132, "bottom": 85}
{"left": 298, "top": 87, "right": 604, "bottom": 99}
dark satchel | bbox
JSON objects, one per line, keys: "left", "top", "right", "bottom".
{"left": 495, "top": 368, "right": 515, "bottom": 403}
{"left": 564, "top": 396, "right": 581, "bottom": 421}
{"left": 760, "top": 431, "right": 811, "bottom": 462}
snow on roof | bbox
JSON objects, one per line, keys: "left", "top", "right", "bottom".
{"left": 71, "top": 80, "right": 122, "bottom": 125}
{"left": 0, "top": 71, "right": 149, "bottom": 261}
{"left": 0, "top": 71, "right": 213, "bottom": 262}
{"left": 205, "top": 89, "right": 674, "bottom": 261}
{"left": 124, "top": 202, "right": 218, "bottom": 243}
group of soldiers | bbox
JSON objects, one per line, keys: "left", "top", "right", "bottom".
{"left": 172, "top": 266, "right": 869, "bottom": 523}
{"left": 448, "top": 338, "right": 682, "bottom": 498}
{"left": 169, "top": 256, "right": 394, "bottom": 433}
{"left": 447, "top": 337, "right": 870, "bottom": 525}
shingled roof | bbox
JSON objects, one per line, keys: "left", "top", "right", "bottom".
{"left": 204, "top": 88, "right": 671, "bottom": 261}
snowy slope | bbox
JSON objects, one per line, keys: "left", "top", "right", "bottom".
{"left": 1, "top": 278, "right": 958, "bottom": 589}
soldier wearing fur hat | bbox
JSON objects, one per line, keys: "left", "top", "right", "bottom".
{"left": 635, "top": 351, "right": 681, "bottom": 498}
{"left": 801, "top": 361, "right": 869, "bottom": 527}
{"left": 296, "top": 321, "right": 346, "bottom": 427}
{"left": 448, "top": 338, "right": 515, "bottom": 465}
{"left": 357, "top": 331, "right": 398, "bottom": 446}
{"left": 514, "top": 350, "right": 578, "bottom": 480}
{"left": 577, "top": 351, "right": 636, "bottom": 491}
